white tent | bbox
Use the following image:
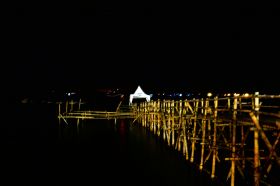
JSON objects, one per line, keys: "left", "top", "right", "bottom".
{"left": 129, "top": 86, "right": 151, "bottom": 105}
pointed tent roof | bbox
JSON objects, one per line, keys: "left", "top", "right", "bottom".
{"left": 133, "top": 86, "right": 147, "bottom": 96}
{"left": 129, "top": 86, "right": 151, "bottom": 105}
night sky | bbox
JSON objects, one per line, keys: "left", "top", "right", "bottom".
{"left": 10, "top": 3, "right": 280, "bottom": 98}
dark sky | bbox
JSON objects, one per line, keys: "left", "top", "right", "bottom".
{"left": 10, "top": 3, "right": 280, "bottom": 96}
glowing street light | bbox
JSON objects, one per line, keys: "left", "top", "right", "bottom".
{"left": 234, "top": 93, "right": 240, "bottom": 97}
{"left": 207, "top": 92, "right": 212, "bottom": 97}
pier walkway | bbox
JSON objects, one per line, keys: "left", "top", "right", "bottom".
{"left": 57, "top": 92, "right": 280, "bottom": 186}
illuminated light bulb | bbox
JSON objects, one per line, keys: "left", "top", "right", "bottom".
{"left": 207, "top": 92, "right": 212, "bottom": 97}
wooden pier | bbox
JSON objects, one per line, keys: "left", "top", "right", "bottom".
{"left": 57, "top": 92, "right": 280, "bottom": 186}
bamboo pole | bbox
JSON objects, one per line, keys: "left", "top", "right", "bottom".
{"left": 167, "top": 101, "right": 171, "bottom": 146}
{"left": 154, "top": 101, "right": 157, "bottom": 134}
{"left": 140, "top": 103, "right": 143, "bottom": 125}
{"left": 171, "top": 100, "right": 175, "bottom": 147}
{"left": 140, "top": 103, "right": 143, "bottom": 126}
{"left": 65, "top": 101, "right": 68, "bottom": 113}
{"left": 231, "top": 95, "right": 238, "bottom": 186}
{"left": 241, "top": 120, "right": 245, "bottom": 169}
{"left": 157, "top": 100, "right": 161, "bottom": 137}
{"left": 150, "top": 102, "right": 153, "bottom": 132}
{"left": 183, "top": 100, "right": 189, "bottom": 159}
{"left": 182, "top": 100, "right": 189, "bottom": 160}
{"left": 144, "top": 102, "right": 147, "bottom": 127}
{"left": 70, "top": 99, "right": 74, "bottom": 112}
{"left": 184, "top": 119, "right": 189, "bottom": 160}
{"left": 58, "top": 103, "right": 61, "bottom": 124}
{"left": 162, "top": 113, "right": 166, "bottom": 141}
{"left": 142, "top": 102, "right": 145, "bottom": 127}
{"left": 228, "top": 97, "right": 231, "bottom": 110}
{"left": 200, "top": 98, "right": 208, "bottom": 170}
{"left": 147, "top": 102, "right": 149, "bottom": 128}
{"left": 211, "top": 96, "right": 218, "bottom": 179}
{"left": 58, "top": 103, "right": 61, "bottom": 139}
{"left": 263, "top": 128, "right": 280, "bottom": 178}
{"left": 78, "top": 98, "right": 81, "bottom": 111}
{"left": 191, "top": 99, "right": 199, "bottom": 163}
{"left": 77, "top": 117, "right": 80, "bottom": 136}
{"left": 177, "top": 100, "right": 182, "bottom": 152}
{"left": 253, "top": 92, "right": 260, "bottom": 186}
{"left": 250, "top": 113, "right": 280, "bottom": 165}
{"left": 201, "top": 98, "right": 204, "bottom": 114}
{"left": 162, "top": 100, "right": 166, "bottom": 141}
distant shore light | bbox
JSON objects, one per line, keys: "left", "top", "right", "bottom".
{"left": 243, "top": 93, "right": 250, "bottom": 97}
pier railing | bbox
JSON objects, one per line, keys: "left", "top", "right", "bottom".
{"left": 57, "top": 98, "right": 136, "bottom": 135}
{"left": 57, "top": 99, "right": 136, "bottom": 121}
{"left": 133, "top": 93, "right": 280, "bottom": 186}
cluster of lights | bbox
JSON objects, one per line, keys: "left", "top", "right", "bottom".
{"left": 156, "top": 92, "right": 253, "bottom": 98}
{"left": 223, "top": 93, "right": 231, "bottom": 97}
{"left": 66, "top": 92, "right": 76, "bottom": 96}
{"left": 157, "top": 93, "right": 192, "bottom": 97}
{"left": 223, "top": 93, "right": 250, "bottom": 97}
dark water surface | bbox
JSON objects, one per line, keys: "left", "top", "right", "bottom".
{"left": 2, "top": 103, "right": 224, "bottom": 186}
